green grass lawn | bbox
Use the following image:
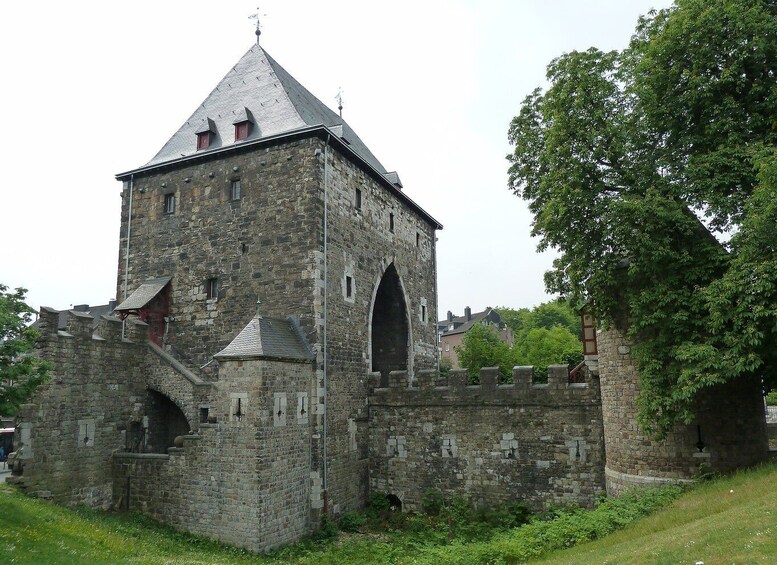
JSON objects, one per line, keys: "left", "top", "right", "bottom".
{"left": 2, "top": 463, "right": 775, "bottom": 564}
{"left": 536, "top": 463, "right": 777, "bottom": 565}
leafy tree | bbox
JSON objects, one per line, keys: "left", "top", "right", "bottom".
{"left": 494, "top": 306, "right": 531, "bottom": 338}
{"left": 0, "top": 285, "right": 50, "bottom": 416}
{"left": 513, "top": 326, "right": 584, "bottom": 373}
{"left": 454, "top": 323, "right": 515, "bottom": 381}
{"left": 507, "top": 0, "right": 777, "bottom": 436}
{"left": 497, "top": 302, "right": 580, "bottom": 339}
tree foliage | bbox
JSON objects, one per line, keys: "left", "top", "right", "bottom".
{"left": 456, "top": 302, "right": 584, "bottom": 381}
{"left": 455, "top": 323, "right": 514, "bottom": 381}
{"left": 0, "top": 285, "right": 50, "bottom": 416}
{"left": 507, "top": 0, "right": 777, "bottom": 436}
{"left": 497, "top": 302, "right": 580, "bottom": 339}
{"left": 513, "top": 326, "right": 583, "bottom": 372}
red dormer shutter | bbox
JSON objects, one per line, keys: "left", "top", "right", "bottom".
{"left": 235, "top": 121, "right": 250, "bottom": 141}
{"left": 196, "top": 131, "right": 211, "bottom": 150}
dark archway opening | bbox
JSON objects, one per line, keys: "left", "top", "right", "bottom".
{"left": 371, "top": 264, "right": 409, "bottom": 386}
{"left": 387, "top": 494, "right": 402, "bottom": 512}
{"left": 145, "top": 389, "right": 190, "bottom": 454}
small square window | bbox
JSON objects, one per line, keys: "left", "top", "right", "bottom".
{"left": 196, "top": 131, "right": 211, "bottom": 150}
{"left": 206, "top": 277, "right": 218, "bottom": 300}
{"left": 346, "top": 275, "right": 353, "bottom": 298}
{"left": 389, "top": 212, "right": 394, "bottom": 233}
{"left": 163, "top": 193, "right": 175, "bottom": 214}
{"left": 235, "top": 121, "right": 250, "bottom": 141}
{"left": 230, "top": 179, "right": 241, "bottom": 201}
{"left": 355, "top": 188, "right": 362, "bottom": 210}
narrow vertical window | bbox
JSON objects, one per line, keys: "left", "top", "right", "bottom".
{"left": 230, "top": 179, "right": 241, "bottom": 201}
{"left": 206, "top": 277, "right": 218, "bottom": 300}
{"left": 355, "top": 188, "right": 362, "bottom": 210}
{"left": 346, "top": 276, "right": 353, "bottom": 298}
{"left": 421, "top": 304, "right": 427, "bottom": 323}
{"left": 389, "top": 212, "right": 394, "bottom": 233}
{"left": 416, "top": 232, "right": 420, "bottom": 247}
{"left": 230, "top": 393, "right": 248, "bottom": 423}
{"left": 163, "top": 193, "right": 176, "bottom": 214}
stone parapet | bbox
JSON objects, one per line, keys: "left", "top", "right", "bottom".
{"left": 370, "top": 366, "right": 599, "bottom": 406}
{"left": 368, "top": 365, "right": 605, "bottom": 512}
{"left": 11, "top": 308, "right": 149, "bottom": 507}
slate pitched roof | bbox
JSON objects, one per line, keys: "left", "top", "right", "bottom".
{"left": 145, "top": 44, "right": 386, "bottom": 174}
{"left": 115, "top": 276, "right": 172, "bottom": 312}
{"left": 438, "top": 308, "right": 497, "bottom": 337}
{"left": 116, "top": 42, "right": 441, "bottom": 230}
{"left": 214, "top": 316, "right": 315, "bottom": 363}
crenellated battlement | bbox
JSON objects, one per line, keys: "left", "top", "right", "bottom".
{"left": 369, "top": 365, "right": 599, "bottom": 405}
{"left": 37, "top": 307, "right": 149, "bottom": 346}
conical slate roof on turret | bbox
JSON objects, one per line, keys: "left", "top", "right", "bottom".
{"left": 146, "top": 43, "right": 387, "bottom": 174}
{"left": 214, "top": 315, "right": 315, "bottom": 363}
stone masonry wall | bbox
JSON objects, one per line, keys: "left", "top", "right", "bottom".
{"left": 117, "top": 137, "right": 323, "bottom": 373}
{"left": 117, "top": 133, "right": 440, "bottom": 518}
{"left": 112, "top": 357, "right": 313, "bottom": 552}
{"left": 317, "top": 141, "right": 439, "bottom": 516}
{"left": 144, "top": 343, "right": 212, "bottom": 429}
{"left": 11, "top": 308, "right": 149, "bottom": 507}
{"left": 598, "top": 329, "right": 769, "bottom": 495}
{"left": 368, "top": 366, "right": 605, "bottom": 511}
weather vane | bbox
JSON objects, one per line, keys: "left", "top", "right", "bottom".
{"left": 336, "top": 87, "right": 344, "bottom": 118}
{"left": 248, "top": 7, "right": 267, "bottom": 44}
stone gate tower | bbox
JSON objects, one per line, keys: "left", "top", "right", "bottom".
{"left": 114, "top": 40, "right": 442, "bottom": 515}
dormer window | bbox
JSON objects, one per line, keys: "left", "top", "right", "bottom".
{"left": 235, "top": 121, "right": 250, "bottom": 141}
{"left": 195, "top": 117, "right": 217, "bottom": 151}
{"left": 233, "top": 107, "right": 255, "bottom": 142}
{"left": 196, "top": 131, "right": 211, "bottom": 150}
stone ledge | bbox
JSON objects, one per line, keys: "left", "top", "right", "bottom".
{"left": 113, "top": 453, "right": 170, "bottom": 461}
{"left": 604, "top": 465, "right": 695, "bottom": 486}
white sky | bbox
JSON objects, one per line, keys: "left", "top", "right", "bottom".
{"left": 0, "top": 0, "right": 673, "bottom": 319}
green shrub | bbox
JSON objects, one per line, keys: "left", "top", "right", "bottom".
{"left": 312, "top": 514, "right": 338, "bottom": 542}
{"left": 410, "top": 485, "right": 683, "bottom": 563}
{"left": 766, "top": 389, "right": 777, "bottom": 405}
{"left": 421, "top": 488, "right": 445, "bottom": 516}
{"left": 338, "top": 511, "right": 366, "bottom": 533}
{"left": 475, "top": 501, "right": 532, "bottom": 529}
{"left": 366, "top": 491, "right": 390, "bottom": 518}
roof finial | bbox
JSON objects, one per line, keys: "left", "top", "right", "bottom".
{"left": 249, "top": 7, "right": 263, "bottom": 44}
{"left": 336, "top": 87, "right": 344, "bottom": 118}
{"left": 255, "top": 297, "right": 262, "bottom": 318}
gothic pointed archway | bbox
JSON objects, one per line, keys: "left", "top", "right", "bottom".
{"left": 370, "top": 264, "right": 409, "bottom": 385}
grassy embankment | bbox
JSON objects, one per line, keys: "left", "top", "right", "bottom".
{"left": 1, "top": 462, "right": 775, "bottom": 564}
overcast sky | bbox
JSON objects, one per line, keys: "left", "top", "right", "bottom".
{"left": 0, "top": 0, "right": 673, "bottom": 319}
